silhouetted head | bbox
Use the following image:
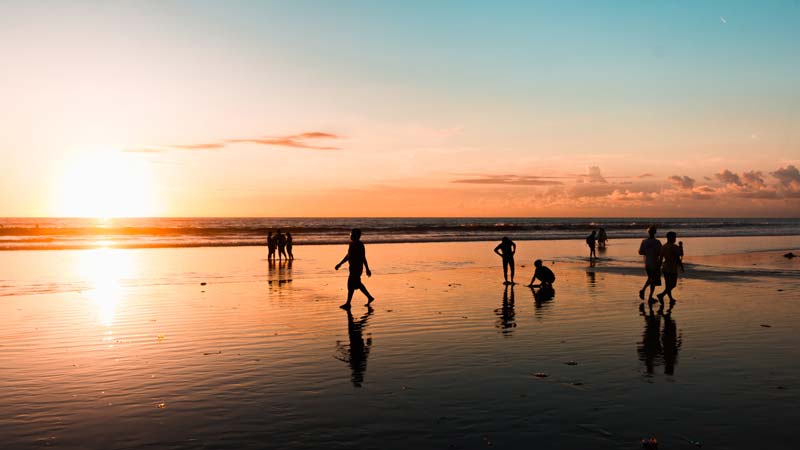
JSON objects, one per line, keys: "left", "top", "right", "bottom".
{"left": 501, "top": 236, "right": 511, "bottom": 244}
{"left": 277, "top": 229, "right": 282, "bottom": 234}
{"left": 534, "top": 259, "right": 543, "bottom": 267}
{"left": 287, "top": 232, "right": 292, "bottom": 237}
{"left": 351, "top": 228, "right": 362, "bottom": 241}
{"left": 666, "top": 231, "right": 677, "bottom": 243}
{"left": 268, "top": 231, "right": 273, "bottom": 236}
{"left": 647, "top": 226, "right": 657, "bottom": 238}
{"left": 590, "top": 230, "right": 596, "bottom": 235}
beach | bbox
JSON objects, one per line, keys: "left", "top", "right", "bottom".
{"left": 1, "top": 235, "right": 799, "bottom": 449}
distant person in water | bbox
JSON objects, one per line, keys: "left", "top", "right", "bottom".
{"left": 276, "top": 229, "right": 288, "bottom": 261}
{"left": 526, "top": 259, "right": 555, "bottom": 289}
{"left": 657, "top": 231, "right": 683, "bottom": 306}
{"left": 267, "top": 231, "right": 276, "bottom": 260}
{"left": 597, "top": 227, "right": 608, "bottom": 249}
{"left": 335, "top": 228, "right": 375, "bottom": 309}
{"left": 586, "top": 230, "right": 597, "bottom": 260}
{"left": 638, "top": 226, "right": 662, "bottom": 304}
{"left": 493, "top": 237, "right": 517, "bottom": 285}
{"left": 286, "top": 232, "right": 294, "bottom": 260}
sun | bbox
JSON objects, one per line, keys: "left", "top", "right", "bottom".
{"left": 55, "top": 150, "right": 159, "bottom": 218}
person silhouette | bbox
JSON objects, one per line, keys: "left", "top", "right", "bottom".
{"left": 656, "top": 231, "right": 683, "bottom": 306}
{"left": 526, "top": 259, "right": 555, "bottom": 289}
{"left": 276, "top": 229, "right": 288, "bottom": 261}
{"left": 493, "top": 237, "right": 517, "bottom": 285}
{"left": 334, "top": 307, "right": 373, "bottom": 387}
{"left": 586, "top": 230, "right": 597, "bottom": 261}
{"left": 286, "top": 232, "right": 294, "bottom": 260}
{"left": 597, "top": 227, "right": 608, "bottom": 249}
{"left": 335, "top": 228, "right": 375, "bottom": 308}
{"left": 267, "top": 231, "right": 276, "bottom": 260}
{"left": 638, "top": 226, "right": 662, "bottom": 305}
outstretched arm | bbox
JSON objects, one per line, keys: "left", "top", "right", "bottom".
{"left": 335, "top": 254, "right": 349, "bottom": 270}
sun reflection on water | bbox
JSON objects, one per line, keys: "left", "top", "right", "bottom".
{"left": 77, "top": 248, "right": 136, "bottom": 327}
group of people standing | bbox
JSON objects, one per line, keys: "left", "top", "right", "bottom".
{"left": 267, "top": 229, "right": 293, "bottom": 261}
{"left": 585, "top": 227, "right": 608, "bottom": 260}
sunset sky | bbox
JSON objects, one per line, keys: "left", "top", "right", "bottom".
{"left": 1, "top": 0, "right": 798, "bottom": 217}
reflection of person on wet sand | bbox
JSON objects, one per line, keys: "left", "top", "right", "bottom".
{"left": 637, "top": 308, "right": 681, "bottom": 375}
{"left": 334, "top": 307, "right": 373, "bottom": 387}
{"left": 526, "top": 259, "right": 555, "bottom": 289}
{"left": 495, "top": 284, "right": 516, "bottom": 333}
{"left": 493, "top": 237, "right": 516, "bottom": 285}
{"left": 335, "top": 228, "right": 375, "bottom": 309}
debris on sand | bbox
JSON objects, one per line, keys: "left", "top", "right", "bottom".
{"left": 565, "top": 361, "right": 578, "bottom": 366}
{"left": 203, "top": 351, "right": 222, "bottom": 355}
{"left": 200, "top": 282, "right": 207, "bottom": 286}
{"left": 783, "top": 252, "right": 796, "bottom": 259}
{"left": 533, "top": 372, "right": 549, "bottom": 378}
{"left": 156, "top": 402, "right": 166, "bottom": 409}
{"left": 640, "top": 436, "right": 658, "bottom": 449}
{"left": 760, "top": 324, "right": 772, "bottom": 328}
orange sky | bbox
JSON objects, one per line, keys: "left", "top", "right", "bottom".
{"left": 1, "top": 2, "right": 798, "bottom": 217}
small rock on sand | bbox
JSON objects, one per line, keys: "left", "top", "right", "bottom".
{"left": 533, "top": 372, "right": 548, "bottom": 378}
{"left": 784, "top": 252, "right": 797, "bottom": 259}
{"left": 200, "top": 282, "right": 207, "bottom": 286}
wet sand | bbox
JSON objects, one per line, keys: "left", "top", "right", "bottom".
{"left": 1, "top": 236, "right": 799, "bottom": 449}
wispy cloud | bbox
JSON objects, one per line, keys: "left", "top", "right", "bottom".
{"left": 125, "top": 131, "right": 341, "bottom": 153}
{"left": 451, "top": 175, "right": 564, "bottom": 186}
{"left": 668, "top": 175, "right": 696, "bottom": 189}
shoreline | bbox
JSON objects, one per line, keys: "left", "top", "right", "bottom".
{"left": 3, "top": 231, "right": 800, "bottom": 251}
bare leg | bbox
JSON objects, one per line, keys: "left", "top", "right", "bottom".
{"left": 359, "top": 284, "right": 375, "bottom": 305}
{"left": 340, "top": 289, "right": 355, "bottom": 309}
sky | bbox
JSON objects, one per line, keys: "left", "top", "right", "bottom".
{"left": 1, "top": 0, "right": 798, "bottom": 217}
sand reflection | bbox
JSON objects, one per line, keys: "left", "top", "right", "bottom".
{"left": 335, "top": 307, "right": 373, "bottom": 387}
{"left": 76, "top": 248, "right": 135, "bottom": 327}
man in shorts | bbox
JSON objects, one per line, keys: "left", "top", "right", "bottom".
{"left": 335, "top": 228, "right": 375, "bottom": 309}
{"left": 638, "top": 226, "right": 662, "bottom": 304}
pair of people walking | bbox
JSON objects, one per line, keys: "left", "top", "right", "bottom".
{"left": 639, "top": 227, "right": 684, "bottom": 309}
{"left": 267, "top": 230, "right": 293, "bottom": 261}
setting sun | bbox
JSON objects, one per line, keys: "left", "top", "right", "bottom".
{"left": 54, "top": 151, "right": 158, "bottom": 218}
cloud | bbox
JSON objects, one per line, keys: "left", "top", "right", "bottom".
{"left": 583, "top": 166, "right": 607, "bottom": 183}
{"left": 741, "top": 170, "right": 766, "bottom": 187}
{"left": 451, "top": 175, "right": 564, "bottom": 186}
{"left": 126, "top": 131, "right": 341, "bottom": 154}
{"left": 668, "top": 175, "right": 695, "bottom": 189}
{"left": 715, "top": 169, "right": 742, "bottom": 186}
{"left": 637, "top": 173, "right": 655, "bottom": 178}
{"left": 167, "top": 143, "right": 225, "bottom": 150}
{"left": 123, "top": 146, "right": 166, "bottom": 153}
{"left": 771, "top": 165, "right": 800, "bottom": 187}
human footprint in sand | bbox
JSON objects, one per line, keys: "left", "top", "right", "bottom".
{"left": 335, "top": 228, "right": 374, "bottom": 309}
{"left": 493, "top": 237, "right": 517, "bottom": 285}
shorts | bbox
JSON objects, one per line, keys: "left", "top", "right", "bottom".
{"left": 664, "top": 272, "right": 678, "bottom": 290}
{"left": 348, "top": 273, "right": 363, "bottom": 290}
{"left": 645, "top": 268, "right": 662, "bottom": 286}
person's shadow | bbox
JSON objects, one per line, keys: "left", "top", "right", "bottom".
{"left": 530, "top": 285, "right": 555, "bottom": 319}
{"left": 268, "top": 258, "right": 293, "bottom": 287}
{"left": 334, "top": 307, "right": 374, "bottom": 387}
{"left": 637, "top": 309, "right": 682, "bottom": 376}
{"left": 495, "top": 284, "right": 516, "bottom": 335}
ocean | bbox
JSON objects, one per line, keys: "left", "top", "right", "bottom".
{"left": 1, "top": 217, "right": 799, "bottom": 251}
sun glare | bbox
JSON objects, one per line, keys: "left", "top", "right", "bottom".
{"left": 55, "top": 151, "right": 158, "bottom": 218}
